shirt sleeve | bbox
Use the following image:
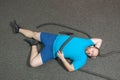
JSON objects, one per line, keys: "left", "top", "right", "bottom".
{"left": 72, "top": 58, "right": 87, "bottom": 70}
{"left": 89, "top": 39, "right": 94, "bottom": 45}
{"left": 84, "top": 38, "right": 95, "bottom": 47}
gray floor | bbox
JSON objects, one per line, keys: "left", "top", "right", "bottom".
{"left": 0, "top": 0, "right": 120, "bottom": 80}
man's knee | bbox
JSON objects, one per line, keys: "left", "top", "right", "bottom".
{"left": 30, "top": 57, "right": 42, "bottom": 67}
{"left": 30, "top": 61, "right": 38, "bottom": 67}
{"left": 33, "top": 32, "right": 41, "bottom": 41}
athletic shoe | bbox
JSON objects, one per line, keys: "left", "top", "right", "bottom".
{"left": 24, "top": 38, "right": 39, "bottom": 46}
{"left": 10, "top": 20, "right": 20, "bottom": 33}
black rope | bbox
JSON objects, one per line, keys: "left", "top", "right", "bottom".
{"left": 36, "top": 23, "right": 92, "bottom": 38}
{"left": 80, "top": 69, "right": 117, "bottom": 80}
{"left": 36, "top": 22, "right": 119, "bottom": 80}
{"left": 99, "top": 50, "right": 120, "bottom": 57}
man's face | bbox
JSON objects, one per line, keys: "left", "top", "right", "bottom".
{"left": 86, "top": 46, "right": 99, "bottom": 58}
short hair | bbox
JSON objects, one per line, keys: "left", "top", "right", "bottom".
{"left": 86, "top": 46, "right": 100, "bottom": 58}
{"left": 94, "top": 46, "right": 100, "bottom": 56}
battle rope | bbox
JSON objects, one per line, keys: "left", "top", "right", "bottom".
{"left": 99, "top": 50, "right": 120, "bottom": 57}
{"left": 36, "top": 22, "right": 119, "bottom": 80}
{"left": 36, "top": 23, "right": 91, "bottom": 38}
{"left": 80, "top": 69, "right": 117, "bottom": 80}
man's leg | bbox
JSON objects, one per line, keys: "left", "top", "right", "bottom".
{"left": 10, "top": 21, "right": 43, "bottom": 67}
{"left": 10, "top": 20, "right": 41, "bottom": 41}
{"left": 30, "top": 45, "right": 43, "bottom": 67}
{"left": 19, "top": 28, "right": 41, "bottom": 41}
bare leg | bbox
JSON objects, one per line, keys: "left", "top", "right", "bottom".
{"left": 19, "top": 28, "right": 41, "bottom": 41}
{"left": 30, "top": 45, "right": 43, "bottom": 67}
{"left": 19, "top": 29, "right": 43, "bottom": 67}
{"left": 10, "top": 21, "right": 43, "bottom": 67}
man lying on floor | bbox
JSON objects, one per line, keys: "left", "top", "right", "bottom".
{"left": 10, "top": 20, "right": 102, "bottom": 72}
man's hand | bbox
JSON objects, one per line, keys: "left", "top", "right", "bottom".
{"left": 91, "top": 38, "right": 103, "bottom": 48}
{"left": 57, "top": 51, "right": 64, "bottom": 60}
{"left": 57, "top": 51, "right": 74, "bottom": 72}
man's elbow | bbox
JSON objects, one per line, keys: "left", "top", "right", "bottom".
{"left": 96, "top": 38, "right": 103, "bottom": 45}
{"left": 68, "top": 69, "right": 74, "bottom": 72}
{"left": 99, "top": 39, "right": 103, "bottom": 43}
{"left": 68, "top": 68, "right": 74, "bottom": 72}
{"left": 99, "top": 39, "right": 103, "bottom": 45}
{"left": 96, "top": 38, "right": 102, "bottom": 43}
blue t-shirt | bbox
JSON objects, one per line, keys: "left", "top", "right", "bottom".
{"left": 53, "top": 34, "right": 94, "bottom": 70}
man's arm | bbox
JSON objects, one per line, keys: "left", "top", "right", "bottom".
{"left": 91, "top": 38, "right": 103, "bottom": 48}
{"left": 57, "top": 51, "right": 74, "bottom": 72}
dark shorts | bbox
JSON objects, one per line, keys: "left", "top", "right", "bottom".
{"left": 40, "top": 32, "right": 57, "bottom": 63}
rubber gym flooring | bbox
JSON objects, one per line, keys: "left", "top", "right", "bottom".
{"left": 0, "top": 0, "right": 120, "bottom": 80}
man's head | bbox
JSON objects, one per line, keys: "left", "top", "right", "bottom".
{"left": 86, "top": 46, "right": 100, "bottom": 59}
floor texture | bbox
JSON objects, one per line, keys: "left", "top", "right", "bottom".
{"left": 0, "top": 0, "right": 120, "bottom": 80}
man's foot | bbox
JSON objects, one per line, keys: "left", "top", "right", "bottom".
{"left": 24, "top": 39, "right": 39, "bottom": 46}
{"left": 10, "top": 20, "right": 21, "bottom": 33}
